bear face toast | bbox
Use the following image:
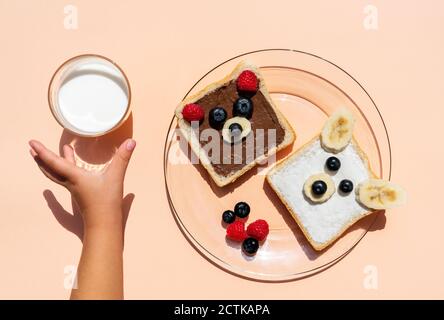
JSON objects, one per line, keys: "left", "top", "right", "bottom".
{"left": 175, "top": 61, "right": 296, "bottom": 187}
{"left": 266, "top": 109, "right": 406, "bottom": 251}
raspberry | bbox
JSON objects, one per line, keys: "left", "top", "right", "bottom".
{"left": 246, "top": 219, "right": 269, "bottom": 241}
{"left": 182, "top": 103, "right": 204, "bottom": 122}
{"left": 226, "top": 221, "right": 247, "bottom": 241}
{"left": 236, "top": 70, "right": 258, "bottom": 93}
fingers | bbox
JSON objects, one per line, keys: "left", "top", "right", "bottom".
{"left": 29, "top": 140, "right": 77, "bottom": 181}
{"left": 32, "top": 155, "right": 68, "bottom": 185}
{"left": 29, "top": 142, "right": 71, "bottom": 186}
{"left": 30, "top": 148, "right": 37, "bottom": 157}
{"left": 63, "top": 144, "right": 76, "bottom": 164}
{"left": 107, "top": 139, "right": 136, "bottom": 177}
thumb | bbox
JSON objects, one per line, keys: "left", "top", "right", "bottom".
{"left": 108, "top": 139, "right": 136, "bottom": 177}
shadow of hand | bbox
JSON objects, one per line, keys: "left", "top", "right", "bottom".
{"left": 43, "top": 190, "right": 135, "bottom": 243}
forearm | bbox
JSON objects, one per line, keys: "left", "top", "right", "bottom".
{"left": 29, "top": 139, "right": 136, "bottom": 300}
{"left": 71, "top": 210, "right": 124, "bottom": 300}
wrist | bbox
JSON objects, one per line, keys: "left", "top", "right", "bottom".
{"left": 82, "top": 206, "right": 124, "bottom": 234}
{"left": 83, "top": 221, "right": 124, "bottom": 248}
{"left": 84, "top": 220, "right": 123, "bottom": 234}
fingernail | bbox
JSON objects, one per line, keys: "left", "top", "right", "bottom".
{"left": 126, "top": 139, "right": 136, "bottom": 151}
{"left": 29, "top": 140, "right": 41, "bottom": 151}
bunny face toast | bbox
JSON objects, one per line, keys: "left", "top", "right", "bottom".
{"left": 266, "top": 109, "right": 406, "bottom": 251}
{"left": 175, "top": 61, "right": 295, "bottom": 187}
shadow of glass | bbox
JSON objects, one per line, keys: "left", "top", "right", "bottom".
{"left": 43, "top": 190, "right": 135, "bottom": 243}
{"left": 59, "top": 113, "right": 133, "bottom": 171}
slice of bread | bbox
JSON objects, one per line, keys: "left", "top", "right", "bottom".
{"left": 175, "top": 61, "right": 296, "bottom": 187}
{"left": 266, "top": 136, "right": 378, "bottom": 251}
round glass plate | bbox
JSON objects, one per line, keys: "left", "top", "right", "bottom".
{"left": 164, "top": 49, "right": 391, "bottom": 281}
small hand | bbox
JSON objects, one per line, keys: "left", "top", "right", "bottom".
{"left": 29, "top": 139, "right": 136, "bottom": 230}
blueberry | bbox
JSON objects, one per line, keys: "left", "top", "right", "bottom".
{"left": 242, "top": 237, "right": 259, "bottom": 255}
{"left": 222, "top": 210, "right": 235, "bottom": 224}
{"left": 326, "top": 156, "right": 341, "bottom": 171}
{"left": 233, "top": 97, "right": 253, "bottom": 119}
{"left": 312, "top": 180, "right": 327, "bottom": 196}
{"left": 234, "top": 201, "right": 250, "bottom": 218}
{"left": 209, "top": 107, "right": 227, "bottom": 129}
{"left": 339, "top": 179, "right": 353, "bottom": 193}
{"left": 229, "top": 123, "right": 243, "bottom": 139}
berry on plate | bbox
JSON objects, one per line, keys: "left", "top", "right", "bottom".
{"left": 226, "top": 220, "right": 247, "bottom": 241}
{"left": 242, "top": 237, "right": 259, "bottom": 255}
{"left": 222, "top": 210, "right": 236, "bottom": 224}
{"left": 182, "top": 103, "right": 204, "bottom": 122}
{"left": 236, "top": 70, "right": 258, "bottom": 93}
{"left": 234, "top": 201, "right": 250, "bottom": 218}
{"left": 246, "top": 219, "right": 269, "bottom": 241}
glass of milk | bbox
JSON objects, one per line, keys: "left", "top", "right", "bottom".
{"left": 48, "top": 54, "right": 131, "bottom": 137}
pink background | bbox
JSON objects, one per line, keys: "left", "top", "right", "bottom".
{"left": 0, "top": 0, "right": 443, "bottom": 299}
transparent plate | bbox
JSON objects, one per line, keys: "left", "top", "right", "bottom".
{"left": 164, "top": 49, "right": 391, "bottom": 281}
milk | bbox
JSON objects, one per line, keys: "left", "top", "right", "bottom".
{"left": 56, "top": 59, "right": 129, "bottom": 135}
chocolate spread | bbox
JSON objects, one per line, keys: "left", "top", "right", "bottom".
{"left": 195, "top": 81, "right": 285, "bottom": 177}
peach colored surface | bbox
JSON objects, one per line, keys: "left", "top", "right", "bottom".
{"left": 0, "top": 0, "right": 443, "bottom": 299}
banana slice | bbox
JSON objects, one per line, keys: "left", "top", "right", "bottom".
{"left": 321, "top": 109, "right": 355, "bottom": 153}
{"left": 356, "top": 179, "right": 406, "bottom": 210}
{"left": 303, "top": 173, "right": 336, "bottom": 203}
{"left": 222, "top": 116, "right": 251, "bottom": 144}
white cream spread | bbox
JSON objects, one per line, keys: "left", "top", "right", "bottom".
{"left": 268, "top": 138, "right": 370, "bottom": 245}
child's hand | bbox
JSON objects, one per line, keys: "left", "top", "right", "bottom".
{"left": 30, "top": 138, "right": 136, "bottom": 299}
{"left": 29, "top": 139, "right": 136, "bottom": 230}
